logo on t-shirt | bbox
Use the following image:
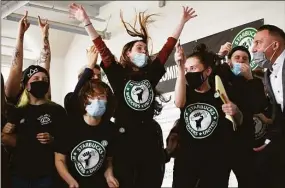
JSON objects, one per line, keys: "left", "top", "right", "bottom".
{"left": 253, "top": 116, "right": 267, "bottom": 140}
{"left": 184, "top": 103, "right": 219, "bottom": 139}
{"left": 37, "top": 114, "right": 52, "bottom": 125}
{"left": 71, "top": 140, "right": 106, "bottom": 177}
{"left": 124, "top": 80, "right": 154, "bottom": 111}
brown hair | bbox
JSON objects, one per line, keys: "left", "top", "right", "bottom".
{"left": 119, "top": 10, "right": 157, "bottom": 68}
{"left": 78, "top": 80, "right": 116, "bottom": 121}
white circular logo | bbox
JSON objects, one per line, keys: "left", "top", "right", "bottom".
{"left": 71, "top": 140, "right": 106, "bottom": 177}
{"left": 124, "top": 80, "right": 154, "bottom": 111}
{"left": 101, "top": 140, "right": 108, "bottom": 147}
{"left": 253, "top": 116, "right": 267, "bottom": 140}
{"left": 119, "top": 127, "right": 125, "bottom": 133}
{"left": 184, "top": 103, "right": 219, "bottom": 139}
{"left": 232, "top": 27, "right": 258, "bottom": 70}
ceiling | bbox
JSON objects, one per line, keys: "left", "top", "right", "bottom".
{"left": 1, "top": 0, "right": 112, "bottom": 68}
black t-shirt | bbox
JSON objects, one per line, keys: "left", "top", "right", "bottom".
{"left": 101, "top": 60, "right": 165, "bottom": 128}
{"left": 178, "top": 86, "right": 234, "bottom": 158}
{"left": 11, "top": 102, "right": 66, "bottom": 178}
{"left": 55, "top": 117, "right": 120, "bottom": 188}
{"left": 253, "top": 98, "right": 272, "bottom": 147}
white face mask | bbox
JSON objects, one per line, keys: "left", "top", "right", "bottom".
{"left": 131, "top": 53, "right": 148, "bottom": 68}
{"left": 252, "top": 42, "right": 277, "bottom": 70}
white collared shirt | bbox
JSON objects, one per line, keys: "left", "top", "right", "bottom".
{"left": 270, "top": 49, "right": 285, "bottom": 111}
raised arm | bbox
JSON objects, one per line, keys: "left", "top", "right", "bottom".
{"left": 64, "top": 46, "right": 99, "bottom": 115}
{"left": 5, "top": 11, "right": 30, "bottom": 98}
{"left": 157, "top": 6, "right": 197, "bottom": 65}
{"left": 36, "top": 16, "right": 52, "bottom": 99}
{"left": 174, "top": 42, "right": 187, "bottom": 108}
{"left": 68, "top": 3, "right": 115, "bottom": 68}
{"left": 37, "top": 16, "right": 51, "bottom": 72}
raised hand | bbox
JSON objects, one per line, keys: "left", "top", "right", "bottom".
{"left": 19, "top": 11, "right": 30, "bottom": 35}
{"left": 174, "top": 40, "right": 186, "bottom": 68}
{"left": 38, "top": 16, "right": 49, "bottom": 36}
{"left": 68, "top": 3, "right": 89, "bottom": 24}
{"left": 218, "top": 42, "right": 232, "bottom": 57}
{"left": 181, "top": 6, "right": 197, "bottom": 24}
{"left": 86, "top": 45, "right": 99, "bottom": 69}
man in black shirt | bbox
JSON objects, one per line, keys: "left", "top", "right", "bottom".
{"left": 217, "top": 44, "right": 267, "bottom": 188}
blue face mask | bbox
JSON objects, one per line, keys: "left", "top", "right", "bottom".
{"left": 85, "top": 99, "right": 107, "bottom": 118}
{"left": 231, "top": 62, "right": 242, "bottom": 76}
{"left": 131, "top": 53, "right": 148, "bottom": 68}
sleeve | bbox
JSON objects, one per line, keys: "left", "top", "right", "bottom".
{"left": 156, "top": 37, "right": 177, "bottom": 65}
{"left": 149, "top": 59, "right": 166, "bottom": 86}
{"left": 65, "top": 68, "right": 93, "bottom": 116}
{"left": 100, "top": 61, "right": 125, "bottom": 94}
{"left": 245, "top": 78, "right": 267, "bottom": 114}
{"left": 52, "top": 106, "right": 70, "bottom": 155}
{"left": 92, "top": 37, "right": 116, "bottom": 68}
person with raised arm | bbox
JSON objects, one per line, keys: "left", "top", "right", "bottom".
{"left": 69, "top": 3, "right": 197, "bottom": 188}
{"left": 5, "top": 12, "right": 52, "bottom": 105}
{"left": 173, "top": 43, "right": 243, "bottom": 188}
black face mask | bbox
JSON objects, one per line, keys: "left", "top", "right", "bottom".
{"left": 28, "top": 81, "right": 49, "bottom": 99}
{"left": 185, "top": 70, "right": 207, "bottom": 89}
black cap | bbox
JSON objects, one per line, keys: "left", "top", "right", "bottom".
{"left": 22, "top": 65, "right": 50, "bottom": 86}
{"left": 228, "top": 46, "right": 251, "bottom": 62}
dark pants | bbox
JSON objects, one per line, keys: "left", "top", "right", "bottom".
{"left": 226, "top": 146, "right": 255, "bottom": 188}
{"left": 254, "top": 141, "right": 285, "bottom": 188}
{"left": 173, "top": 151, "right": 230, "bottom": 188}
{"left": 113, "top": 121, "right": 165, "bottom": 188}
{"left": 11, "top": 176, "right": 53, "bottom": 188}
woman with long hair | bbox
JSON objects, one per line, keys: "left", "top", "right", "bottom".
{"left": 173, "top": 43, "right": 243, "bottom": 188}
{"left": 68, "top": 3, "right": 197, "bottom": 188}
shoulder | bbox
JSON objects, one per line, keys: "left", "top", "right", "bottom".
{"left": 46, "top": 102, "right": 67, "bottom": 115}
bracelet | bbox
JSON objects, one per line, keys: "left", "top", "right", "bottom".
{"left": 85, "top": 23, "right": 92, "bottom": 27}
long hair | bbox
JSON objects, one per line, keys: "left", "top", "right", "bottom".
{"left": 119, "top": 10, "right": 157, "bottom": 68}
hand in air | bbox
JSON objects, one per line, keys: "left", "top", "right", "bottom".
{"left": 69, "top": 3, "right": 90, "bottom": 24}
{"left": 87, "top": 45, "right": 99, "bottom": 69}
{"left": 38, "top": 16, "right": 49, "bottom": 36}
{"left": 174, "top": 40, "right": 186, "bottom": 68}
{"left": 218, "top": 42, "right": 232, "bottom": 57}
{"left": 181, "top": 6, "right": 197, "bottom": 24}
{"left": 19, "top": 11, "right": 30, "bottom": 34}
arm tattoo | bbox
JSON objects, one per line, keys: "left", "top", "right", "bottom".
{"left": 37, "top": 36, "right": 51, "bottom": 65}
{"left": 11, "top": 48, "right": 20, "bottom": 67}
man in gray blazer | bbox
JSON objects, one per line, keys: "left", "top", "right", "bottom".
{"left": 252, "top": 24, "right": 285, "bottom": 188}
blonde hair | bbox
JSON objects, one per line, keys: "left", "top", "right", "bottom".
{"left": 17, "top": 89, "right": 53, "bottom": 108}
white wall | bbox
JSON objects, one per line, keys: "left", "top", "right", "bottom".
{"left": 61, "top": 1, "right": 285, "bottom": 186}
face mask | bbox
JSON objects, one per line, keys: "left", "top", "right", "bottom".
{"left": 131, "top": 53, "right": 148, "bottom": 68}
{"left": 252, "top": 42, "right": 277, "bottom": 70}
{"left": 85, "top": 99, "right": 107, "bottom": 118}
{"left": 29, "top": 81, "right": 49, "bottom": 99}
{"left": 231, "top": 62, "right": 242, "bottom": 76}
{"left": 185, "top": 70, "right": 207, "bottom": 89}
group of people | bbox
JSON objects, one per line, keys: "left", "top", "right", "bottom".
{"left": 1, "top": 2, "right": 284, "bottom": 188}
